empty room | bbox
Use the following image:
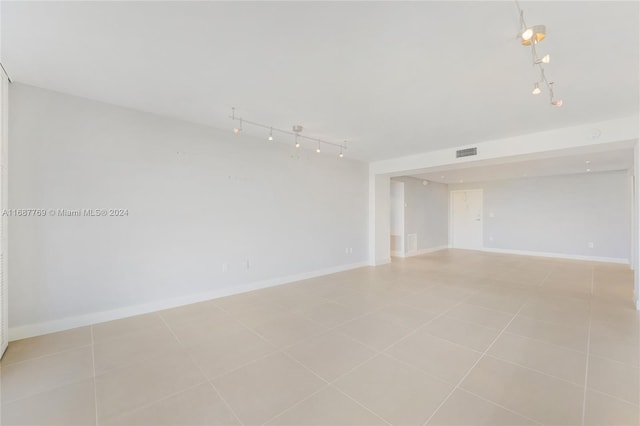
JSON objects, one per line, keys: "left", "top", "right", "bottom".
{"left": 0, "top": 1, "right": 639, "bottom": 426}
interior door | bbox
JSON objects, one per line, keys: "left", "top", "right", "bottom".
{"left": 451, "top": 189, "right": 483, "bottom": 249}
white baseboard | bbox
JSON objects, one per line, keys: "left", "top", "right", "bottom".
{"left": 390, "top": 250, "right": 403, "bottom": 258}
{"left": 9, "top": 261, "right": 369, "bottom": 341}
{"left": 481, "top": 247, "right": 629, "bottom": 265}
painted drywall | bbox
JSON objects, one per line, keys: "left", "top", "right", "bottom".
{"left": 0, "top": 72, "right": 8, "bottom": 355}
{"left": 369, "top": 173, "right": 390, "bottom": 265}
{"left": 449, "top": 171, "right": 630, "bottom": 261}
{"left": 632, "top": 141, "right": 640, "bottom": 311}
{"left": 389, "top": 180, "right": 404, "bottom": 254}
{"left": 393, "top": 177, "right": 448, "bottom": 254}
{"left": 8, "top": 83, "right": 369, "bottom": 336}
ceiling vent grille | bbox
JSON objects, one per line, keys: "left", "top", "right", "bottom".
{"left": 456, "top": 147, "right": 477, "bottom": 158}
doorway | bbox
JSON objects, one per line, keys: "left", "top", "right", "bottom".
{"left": 450, "top": 189, "right": 483, "bottom": 249}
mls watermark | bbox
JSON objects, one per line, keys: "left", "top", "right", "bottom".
{"left": 1, "top": 209, "right": 129, "bottom": 217}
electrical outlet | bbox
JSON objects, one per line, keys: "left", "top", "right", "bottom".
{"left": 588, "top": 242, "right": 594, "bottom": 249}
{"left": 244, "top": 260, "right": 250, "bottom": 270}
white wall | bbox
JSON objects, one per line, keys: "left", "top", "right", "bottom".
{"left": 0, "top": 73, "right": 8, "bottom": 356}
{"left": 389, "top": 180, "right": 404, "bottom": 255}
{"left": 8, "top": 83, "right": 369, "bottom": 338}
{"left": 393, "top": 177, "right": 448, "bottom": 254}
{"left": 449, "top": 171, "right": 630, "bottom": 261}
{"left": 634, "top": 142, "right": 639, "bottom": 308}
{"left": 369, "top": 173, "right": 390, "bottom": 265}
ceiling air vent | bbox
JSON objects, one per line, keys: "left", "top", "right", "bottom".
{"left": 456, "top": 147, "right": 477, "bottom": 158}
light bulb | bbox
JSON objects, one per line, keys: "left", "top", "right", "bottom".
{"left": 551, "top": 99, "right": 563, "bottom": 107}
{"left": 233, "top": 127, "right": 240, "bottom": 135}
{"left": 535, "top": 54, "right": 550, "bottom": 65}
{"left": 268, "top": 127, "right": 273, "bottom": 141}
{"left": 521, "top": 28, "right": 533, "bottom": 41}
{"left": 316, "top": 147, "right": 321, "bottom": 153}
{"left": 532, "top": 83, "right": 541, "bottom": 95}
{"left": 339, "top": 151, "right": 344, "bottom": 158}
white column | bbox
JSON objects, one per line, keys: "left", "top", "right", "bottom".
{"left": 0, "top": 72, "right": 8, "bottom": 355}
{"left": 369, "top": 172, "right": 391, "bottom": 266}
{"left": 634, "top": 141, "right": 640, "bottom": 310}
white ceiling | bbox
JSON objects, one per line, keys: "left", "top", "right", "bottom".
{"left": 1, "top": 1, "right": 638, "bottom": 162}
{"left": 411, "top": 147, "right": 634, "bottom": 184}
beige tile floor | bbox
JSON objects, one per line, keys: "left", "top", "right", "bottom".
{"left": 1, "top": 249, "right": 639, "bottom": 425}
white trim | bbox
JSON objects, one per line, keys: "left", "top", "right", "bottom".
{"left": 390, "top": 250, "right": 404, "bottom": 258}
{"left": 403, "top": 246, "right": 448, "bottom": 258}
{"left": 481, "top": 247, "right": 629, "bottom": 265}
{"left": 8, "top": 261, "right": 368, "bottom": 341}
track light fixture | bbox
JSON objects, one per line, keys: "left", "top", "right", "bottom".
{"left": 233, "top": 118, "right": 242, "bottom": 135}
{"left": 532, "top": 82, "right": 541, "bottom": 95}
{"left": 515, "top": 1, "right": 562, "bottom": 107}
{"left": 535, "top": 54, "right": 550, "bottom": 65}
{"left": 231, "top": 108, "right": 243, "bottom": 134}
{"left": 229, "top": 108, "right": 348, "bottom": 158}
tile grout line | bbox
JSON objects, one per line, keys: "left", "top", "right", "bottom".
{"left": 261, "top": 348, "right": 389, "bottom": 425}
{"left": 483, "top": 353, "right": 588, "bottom": 390}
{"left": 422, "top": 299, "right": 530, "bottom": 426}
{"left": 157, "top": 314, "right": 245, "bottom": 426}
{"left": 90, "top": 326, "right": 99, "bottom": 426}
{"left": 225, "top": 308, "right": 392, "bottom": 425}
{"left": 269, "top": 290, "right": 487, "bottom": 425}
{"left": 258, "top": 383, "right": 332, "bottom": 426}
{"left": 0, "top": 342, "right": 94, "bottom": 368}
{"left": 332, "top": 386, "right": 393, "bottom": 426}
{"left": 377, "top": 292, "right": 483, "bottom": 355}
{"left": 101, "top": 380, "right": 212, "bottom": 424}
{"left": 581, "top": 267, "right": 595, "bottom": 426}
{"left": 587, "top": 387, "right": 640, "bottom": 408}
{"left": 457, "top": 388, "right": 543, "bottom": 425}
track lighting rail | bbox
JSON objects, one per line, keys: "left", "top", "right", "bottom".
{"left": 230, "top": 107, "right": 348, "bottom": 155}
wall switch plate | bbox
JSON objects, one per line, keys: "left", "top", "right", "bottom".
{"left": 588, "top": 242, "right": 594, "bottom": 249}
